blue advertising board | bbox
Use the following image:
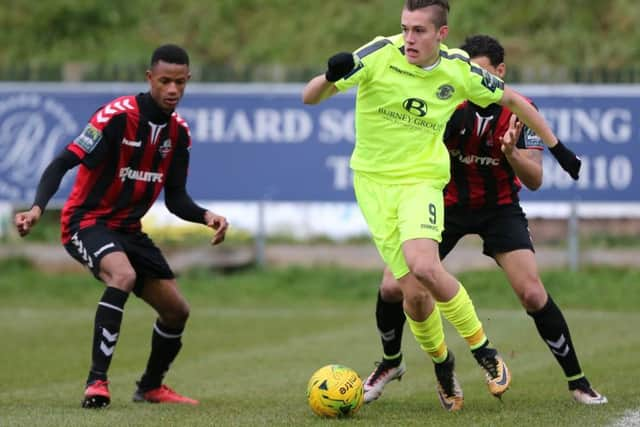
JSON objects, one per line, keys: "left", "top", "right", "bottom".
{"left": 0, "top": 83, "right": 638, "bottom": 203}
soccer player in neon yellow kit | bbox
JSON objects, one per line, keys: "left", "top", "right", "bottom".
{"left": 364, "top": 34, "right": 606, "bottom": 407}
{"left": 303, "top": 0, "right": 579, "bottom": 411}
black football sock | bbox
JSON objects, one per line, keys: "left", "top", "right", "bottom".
{"left": 87, "top": 287, "right": 129, "bottom": 384}
{"left": 376, "top": 291, "right": 406, "bottom": 364}
{"left": 568, "top": 376, "right": 592, "bottom": 391}
{"left": 137, "top": 320, "right": 184, "bottom": 391}
{"left": 528, "top": 294, "right": 584, "bottom": 380}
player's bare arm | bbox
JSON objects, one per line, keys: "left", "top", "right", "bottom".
{"left": 500, "top": 86, "right": 581, "bottom": 180}
{"left": 204, "top": 211, "right": 228, "bottom": 245}
{"left": 500, "top": 114, "right": 543, "bottom": 190}
{"left": 500, "top": 87, "right": 556, "bottom": 146}
{"left": 302, "top": 75, "right": 338, "bottom": 104}
{"left": 302, "top": 52, "right": 355, "bottom": 104}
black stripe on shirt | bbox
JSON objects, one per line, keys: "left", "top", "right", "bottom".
{"left": 439, "top": 50, "right": 470, "bottom": 63}
{"left": 355, "top": 39, "right": 392, "bottom": 59}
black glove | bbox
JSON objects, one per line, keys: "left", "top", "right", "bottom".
{"left": 549, "top": 140, "right": 581, "bottom": 180}
{"left": 325, "top": 52, "right": 355, "bottom": 82}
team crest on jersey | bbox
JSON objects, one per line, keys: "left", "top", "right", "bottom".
{"left": 158, "top": 138, "right": 172, "bottom": 158}
{"left": 75, "top": 124, "right": 102, "bottom": 153}
{"left": 436, "top": 84, "right": 455, "bottom": 100}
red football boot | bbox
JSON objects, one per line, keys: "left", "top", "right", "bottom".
{"left": 82, "top": 379, "right": 111, "bottom": 409}
{"left": 132, "top": 384, "right": 199, "bottom": 405}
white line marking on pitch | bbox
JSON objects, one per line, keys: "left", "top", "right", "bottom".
{"left": 610, "top": 410, "right": 640, "bottom": 427}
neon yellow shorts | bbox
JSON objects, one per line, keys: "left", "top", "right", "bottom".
{"left": 353, "top": 172, "right": 444, "bottom": 279}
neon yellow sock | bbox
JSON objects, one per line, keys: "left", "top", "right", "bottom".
{"left": 383, "top": 352, "right": 402, "bottom": 361}
{"left": 405, "top": 305, "right": 448, "bottom": 363}
{"left": 437, "top": 283, "right": 487, "bottom": 350}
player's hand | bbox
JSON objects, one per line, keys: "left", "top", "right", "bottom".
{"left": 14, "top": 206, "right": 42, "bottom": 237}
{"left": 325, "top": 52, "right": 356, "bottom": 82}
{"left": 549, "top": 140, "right": 581, "bottom": 180}
{"left": 204, "top": 211, "right": 228, "bottom": 245}
{"left": 499, "top": 114, "right": 524, "bottom": 156}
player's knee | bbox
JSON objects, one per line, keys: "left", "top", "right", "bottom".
{"left": 380, "top": 270, "right": 403, "bottom": 302}
{"left": 162, "top": 301, "right": 190, "bottom": 327}
{"left": 103, "top": 267, "right": 137, "bottom": 292}
{"left": 402, "top": 286, "right": 430, "bottom": 310}
{"left": 517, "top": 281, "right": 547, "bottom": 311}
{"left": 409, "top": 261, "right": 440, "bottom": 288}
{"left": 380, "top": 284, "right": 403, "bottom": 302}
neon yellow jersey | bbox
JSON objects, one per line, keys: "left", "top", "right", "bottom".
{"left": 335, "top": 34, "right": 505, "bottom": 187}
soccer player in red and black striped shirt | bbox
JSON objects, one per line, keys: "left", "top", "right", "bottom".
{"left": 14, "top": 44, "right": 228, "bottom": 408}
{"left": 364, "top": 35, "right": 607, "bottom": 406}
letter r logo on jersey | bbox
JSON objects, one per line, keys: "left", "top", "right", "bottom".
{"left": 402, "top": 98, "right": 428, "bottom": 117}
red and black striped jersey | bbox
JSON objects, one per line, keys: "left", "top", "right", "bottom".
{"left": 443, "top": 100, "right": 544, "bottom": 209}
{"left": 60, "top": 92, "right": 191, "bottom": 243}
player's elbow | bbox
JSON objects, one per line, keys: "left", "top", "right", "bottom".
{"left": 164, "top": 190, "right": 181, "bottom": 214}
{"left": 165, "top": 201, "right": 177, "bottom": 215}
{"left": 302, "top": 88, "right": 323, "bottom": 105}
{"left": 525, "top": 180, "right": 542, "bottom": 191}
{"left": 301, "top": 93, "right": 317, "bottom": 105}
{"left": 523, "top": 174, "right": 543, "bottom": 191}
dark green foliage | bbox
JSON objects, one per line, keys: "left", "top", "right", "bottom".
{"left": 1, "top": 0, "right": 638, "bottom": 82}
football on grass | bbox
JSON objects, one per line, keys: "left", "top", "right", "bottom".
{"left": 306, "top": 364, "right": 364, "bottom": 418}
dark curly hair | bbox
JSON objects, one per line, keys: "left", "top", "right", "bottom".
{"left": 459, "top": 35, "right": 504, "bottom": 66}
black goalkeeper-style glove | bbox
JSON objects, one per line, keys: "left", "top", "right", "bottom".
{"left": 325, "top": 52, "right": 356, "bottom": 82}
{"left": 549, "top": 140, "right": 581, "bottom": 180}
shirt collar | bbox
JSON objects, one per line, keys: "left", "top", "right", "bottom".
{"left": 137, "top": 92, "right": 172, "bottom": 124}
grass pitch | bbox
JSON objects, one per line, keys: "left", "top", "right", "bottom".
{"left": 1, "top": 260, "right": 639, "bottom": 426}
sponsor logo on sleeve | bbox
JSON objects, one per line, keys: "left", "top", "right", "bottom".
{"left": 480, "top": 69, "right": 502, "bottom": 92}
{"left": 74, "top": 123, "right": 102, "bottom": 153}
{"left": 524, "top": 127, "right": 544, "bottom": 148}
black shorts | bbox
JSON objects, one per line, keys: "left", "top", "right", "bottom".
{"left": 439, "top": 203, "right": 534, "bottom": 260}
{"left": 63, "top": 225, "right": 174, "bottom": 296}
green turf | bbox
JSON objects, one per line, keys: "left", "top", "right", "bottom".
{"left": 1, "top": 261, "right": 638, "bottom": 426}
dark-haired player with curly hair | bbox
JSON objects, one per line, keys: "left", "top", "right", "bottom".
{"left": 14, "top": 44, "right": 228, "bottom": 408}
{"left": 363, "top": 34, "right": 607, "bottom": 407}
